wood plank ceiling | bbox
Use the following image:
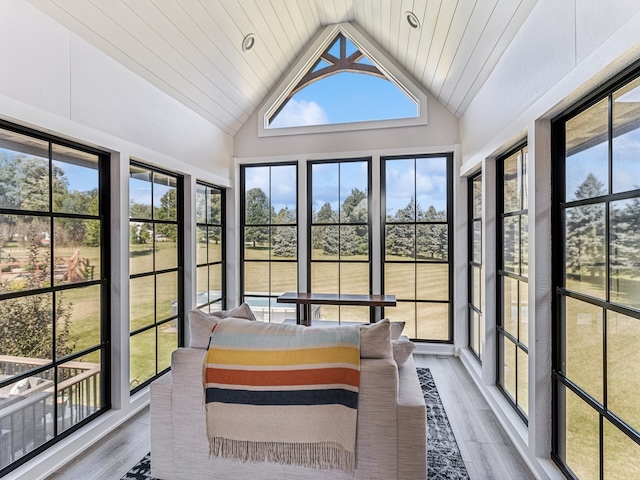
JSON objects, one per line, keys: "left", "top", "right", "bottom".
{"left": 28, "top": 0, "right": 538, "bottom": 135}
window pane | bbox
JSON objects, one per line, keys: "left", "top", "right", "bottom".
{"left": 59, "top": 285, "right": 101, "bottom": 357}
{"left": 416, "top": 157, "right": 448, "bottom": 219}
{"left": 503, "top": 216, "right": 519, "bottom": 273}
{"left": 517, "top": 347, "right": 528, "bottom": 416}
{"left": 385, "top": 159, "right": 415, "bottom": 220}
{"left": 271, "top": 165, "right": 297, "bottom": 223}
{"left": 603, "top": 418, "right": 640, "bottom": 479}
{"left": 565, "top": 98, "right": 609, "bottom": 202}
{"left": 607, "top": 311, "right": 640, "bottom": 432}
{"left": 503, "top": 276, "right": 518, "bottom": 337}
{"left": 0, "top": 293, "right": 53, "bottom": 361}
{"left": 244, "top": 261, "right": 269, "bottom": 296}
{"left": 0, "top": 215, "right": 50, "bottom": 294}
{"left": 271, "top": 226, "right": 296, "bottom": 259}
{"left": 339, "top": 305, "right": 369, "bottom": 324}
{"left": 57, "top": 354, "right": 102, "bottom": 435}
{"left": 519, "top": 282, "right": 529, "bottom": 347}
{"left": 129, "top": 166, "right": 152, "bottom": 219}
{"left": 385, "top": 263, "right": 415, "bottom": 300}
{"left": 52, "top": 145, "right": 99, "bottom": 214}
{"left": 503, "top": 151, "right": 521, "bottom": 213}
{"left": 416, "top": 263, "right": 449, "bottom": 301}
{"left": 196, "top": 266, "right": 208, "bottom": 305}
{"left": 339, "top": 262, "right": 369, "bottom": 295}
{"left": 416, "top": 302, "right": 448, "bottom": 341}
{"left": 244, "top": 226, "right": 269, "bottom": 259}
{"left": 311, "top": 163, "right": 339, "bottom": 223}
{"left": 156, "top": 271, "right": 178, "bottom": 321}
{"left": 416, "top": 224, "right": 448, "bottom": 260}
{"left": 565, "top": 204, "right": 606, "bottom": 298}
{"left": 311, "top": 225, "right": 339, "bottom": 260}
{"left": 130, "top": 328, "right": 156, "bottom": 388}
{"left": 158, "top": 321, "right": 177, "bottom": 372}
{"left": 208, "top": 226, "right": 222, "bottom": 263}
{"left": 130, "top": 276, "right": 154, "bottom": 331}
{"left": 559, "top": 386, "right": 600, "bottom": 480}
{"left": 521, "top": 147, "right": 529, "bottom": 210}
{"left": 129, "top": 222, "right": 153, "bottom": 275}
{"left": 339, "top": 162, "right": 368, "bottom": 223}
{"left": 501, "top": 335, "right": 517, "bottom": 402}
{"left": 153, "top": 173, "right": 177, "bottom": 221}
{"left": 245, "top": 187, "right": 270, "bottom": 225}
{"left": 521, "top": 213, "right": 529, "bottom": 276}
{"left": 610, "top": 199, "right": 640, "bottom": 309}
{"left": 385, "top": 224, "right": 415, "bottom": 261}
{"left": 339, "top": 225, "right": 368, "bottom": 259}
{"left": 473, "top": 219, "right": 482, "bottom": 263}
{"left": 196, "top": 226, "right": 208, "bottom": 264}
{"left": 612, "top": 77, "right": 640, "bottom": 194}
{"left": 195, "top": 184, "right": 207, "bottom": 224}
{"left": 208, "top": 263, "right": 222, "bottom": 294}
{"left": 311, "top": 262, "right": 339, "bottom": 293}
{"left": 210, "top": 190, "right": 222, "bottom": 224}
{"left": 564, "top": 297, "right": 603, "bottom": 403}
{"left": 472, "top": 175, "right": 482, "bottom": 219}
{"left": 155, "top": 225, "right": 177, "bottom": 271}
{"left": 270, "top": 261, "right": 297, "bottom": 295}
{"left": 472, "top": 265, "right": 481, "bottom": 307}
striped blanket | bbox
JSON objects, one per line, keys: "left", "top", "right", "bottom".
{"left": 204, "top": 318, "right": 360, "bottom": 474}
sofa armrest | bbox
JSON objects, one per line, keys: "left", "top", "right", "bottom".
{"left": 150, "top": 371, "right": 174, "bottom": 479}
{"left": 397, "top": 354, "right": 427, "bottom": 480}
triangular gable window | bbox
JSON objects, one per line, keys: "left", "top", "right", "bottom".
{"left": 259, "top": 23, "right": 428, "bottom": 137}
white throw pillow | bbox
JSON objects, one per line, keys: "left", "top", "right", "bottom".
{"left": 392, "top": 337, "right": 415, "bottom": 367}
{"left": 188, "top": 309, "right": 220, "bottom": 349}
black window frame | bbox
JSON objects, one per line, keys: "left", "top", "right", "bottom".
{"left": 195, "top": 181, "right": 226, "bottom": 312}
{"left": 0, "top": 120, "right": 111, "bottom": 476}
{"left": 128, "top": 161, "right": 184, "bottom": 394}
{"left": 380, "top": 153, "right": 454, "bottom": 342}
{"left": 551, "top": 62, "right": 640, "bottom": 480}
{"left": 496, "top": 141, "right": 529, "bottom": 423}
{"left": 468, "top": 171, "right": 483, "bottom": 360}
{"left": 307, "top": 158, "right": 372, "bottom": 324}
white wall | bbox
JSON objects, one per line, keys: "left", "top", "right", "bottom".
{"left": 0, "top": 0, "right": 233, "bottom": 184}
{"left": 0, "top": 2, "right": 233, "bottom": 479}
{"left": 460, "top": 0, "right": 640, "bottom": 168}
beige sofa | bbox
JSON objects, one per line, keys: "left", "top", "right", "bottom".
{"left": 150, "top": 344, "right": 427, "bottom": 479}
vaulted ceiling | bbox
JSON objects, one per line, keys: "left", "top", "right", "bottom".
{"left": 29, "top": 0, "right": 538, "bottom": 135}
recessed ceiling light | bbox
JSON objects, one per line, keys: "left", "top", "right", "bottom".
{"left": 242, "top": 33, "right": 255, "bottom": 52}
{"left": 406, "top": 11, "right": 420, "bottom": 29}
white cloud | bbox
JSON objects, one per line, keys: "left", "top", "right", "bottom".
{"left": 270, "top": 99, "right": 329, "bottom": 128}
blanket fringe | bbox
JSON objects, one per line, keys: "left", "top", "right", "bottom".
{"left": 209, "top": 437, "right": 355, "bottom": 475}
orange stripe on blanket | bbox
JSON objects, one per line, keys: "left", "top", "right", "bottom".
{"left": 206, "top": 367, "right": 360, "bottom": 388}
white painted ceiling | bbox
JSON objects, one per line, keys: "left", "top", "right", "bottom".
{"left": 29, "top": 0, "right": 538, "bottom": 135}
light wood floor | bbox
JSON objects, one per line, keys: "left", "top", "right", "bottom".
{"left": 47, "top": 355, "right": 535, "bottom": 480}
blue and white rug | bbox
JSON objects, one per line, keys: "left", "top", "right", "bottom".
{"left": 122, "top": 367, "right": 469, "bottom": 479}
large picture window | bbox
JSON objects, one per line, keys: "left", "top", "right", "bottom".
{"left": 497, "top": 144, "right": 529, "bottom": 420}
{"left": 0, "top": 124, "right": 109, "bottom": 475}
{"left": 241, "top": 163, "right": 298, "bottom": 322}
{"left": 469, "top": 172, "right": 483, "bottom": 360}
{"left": 195, "top": 182, "right": 225, "bottom": 312}
{"left": 128, "top": 163, "right": 182, "bottom": 392}
{"left": 308, "top": 159, "right": 370, "bottom": 323}
{"left": 552, "top": 70, "right": 640, "bottom": 480}
{"left": 382, "top": 154, "right": 452, "bottom": 341}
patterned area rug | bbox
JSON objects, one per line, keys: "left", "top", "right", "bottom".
{"left": 417, "top": 367, "right": 470, "bottom": 480}
{"left": 121, "top": 367, "right": 469, "bottom": 480}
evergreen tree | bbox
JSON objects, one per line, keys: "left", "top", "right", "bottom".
{"left": 155, "top": 189, "right": 178, "bottom": 242}
{"left": 245, "top": 188, "right": 270, "bottom": 247}
{"left": 565, "top": 173, "right": 606, "bottom": 276}
{"left": 272, "top": 208, "right": 297, "bottom": 257}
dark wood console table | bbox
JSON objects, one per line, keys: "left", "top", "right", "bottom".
{"left": 276, "top": 292, "right": 396, "bottom": 326}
